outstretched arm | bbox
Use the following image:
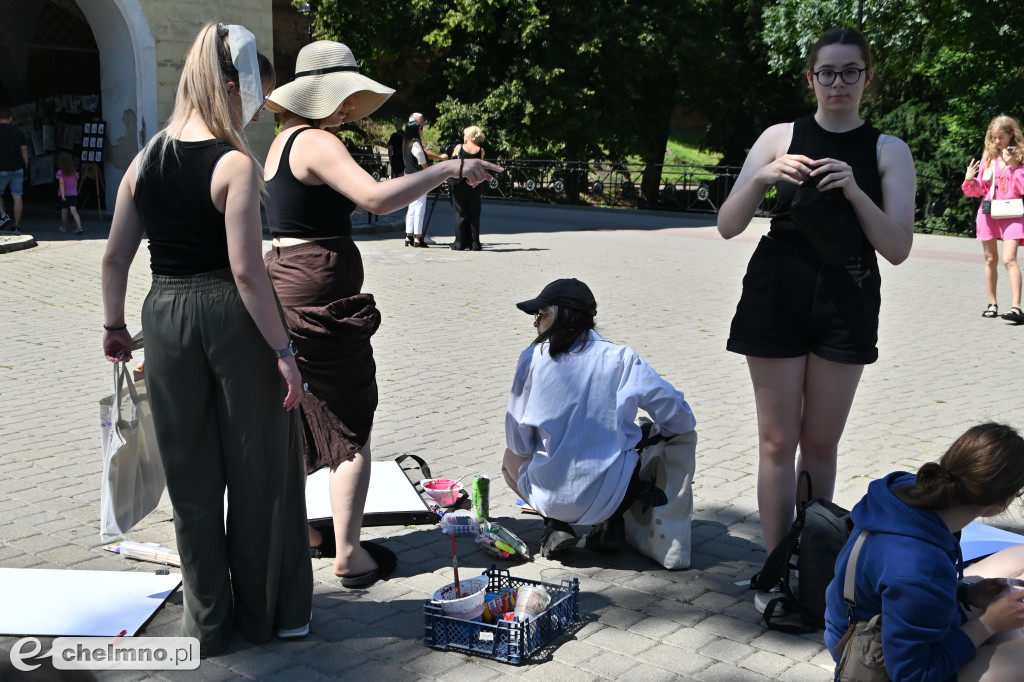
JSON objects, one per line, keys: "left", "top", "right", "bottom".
{"left": 293, "top": 130, "right": 502, "bottom": 215}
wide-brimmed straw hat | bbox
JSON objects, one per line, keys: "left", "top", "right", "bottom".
{"left": 266, "top": 41, "right": 394, "bottom": 122}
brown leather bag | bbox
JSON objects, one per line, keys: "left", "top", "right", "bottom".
{"left": 833, "top": 531, "right": 890, "bottom": 682}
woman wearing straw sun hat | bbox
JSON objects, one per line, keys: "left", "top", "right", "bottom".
{"left": 263, "top": 40, "right": 503, "bottom": 588}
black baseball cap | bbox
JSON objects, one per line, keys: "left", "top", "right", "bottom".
{"left": 516, "top": 278, "right": 597, "bottom": 315}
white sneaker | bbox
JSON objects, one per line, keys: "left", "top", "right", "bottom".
{"left": 423, "top": 236, "right": 437, "bottom": 245}
{"left": 753, "top": 586, "right": 788, "bottom": 615}
{"left": 277, "top": 611, "right": 312, "bottom": 639}
{"left": 0, "top": 214, "right": 10, "bottom": 228}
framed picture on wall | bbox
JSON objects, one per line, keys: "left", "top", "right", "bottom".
{"left": 81, "top": 150, "right": 89, "bottom": 162}
{"left": 94, "top": 151, "right": 102, "bottom": 163}
{"left": 96, "top": 123, "right": 105, "bottom": 135}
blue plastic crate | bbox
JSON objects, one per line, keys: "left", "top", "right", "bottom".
{"left": 423, "top": 566, "right": 581, "bottom": 664}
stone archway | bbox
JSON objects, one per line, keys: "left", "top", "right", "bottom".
{"left": 75, "top": 0, "right": 157, "bottom": 207}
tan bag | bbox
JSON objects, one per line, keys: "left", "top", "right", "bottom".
{"left": 624, "top": 422, "right": 697, "bottom": 569}
{"left": 834, "top": 531, "right": 890, "bottom": 681}
{"left": 99, "top": 360, "right": 165, "bottom": 541}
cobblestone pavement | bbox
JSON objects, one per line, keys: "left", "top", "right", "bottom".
{"left": 2, "top": 202, "right": 1022, "bottom": 681}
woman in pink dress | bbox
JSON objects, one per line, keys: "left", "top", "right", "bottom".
{"left": 962, "top": 115, "right": 1024, "bottom": 322}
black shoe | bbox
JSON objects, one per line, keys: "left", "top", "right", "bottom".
{"left": 0, "top": 214, "right": 10, "bottom": 229}
{"left": 540, "top": 517, "right": 577, "bottom": 558}
{"left": 1002, "top": 306, "right": 1024, "bottom": 324}
{"left": 586, "top": 515, "right": 627, "bottom": 552}
{"left": 405, "top": 235, "right": 415, "bottom": 247}
{"left": 471, "top": 243, "right": 482, "bottom": 251}
{"left": 450, "top": 242, "right": 462, "bottom": 250}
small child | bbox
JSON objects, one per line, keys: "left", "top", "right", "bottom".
{"left": 56, "top": 152, "right": 83, "bottom": 234}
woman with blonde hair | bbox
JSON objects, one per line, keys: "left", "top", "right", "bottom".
{"left": 450, "top": 125, "right": 487, "bottom": 251}
{"left": 262, "top": 41, "right": 501, "bottom": 587}
{"left": 963, "top": 115, "right": 1024, "bottom": 322}
{"left": 102, "top": 23, "right": 311, "bottom": 656}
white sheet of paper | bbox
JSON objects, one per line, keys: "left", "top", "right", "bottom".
{"left": 961, "top": 521, "right": 1024, "bottom": 563}
{"left": 0, "top": 568, "right": 181, "bottom": 637}
{"left": 305, "top": 460, "right": 428, "bottom": 522}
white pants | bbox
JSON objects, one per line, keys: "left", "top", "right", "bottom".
{"left": 405, "top": 193, "right": 427, "bottom": 235}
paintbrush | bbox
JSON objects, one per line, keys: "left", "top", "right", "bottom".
{"left": 440, "top": 510, "right": 479, "bottom": 598}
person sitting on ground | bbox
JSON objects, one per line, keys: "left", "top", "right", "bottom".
{"left": 825, "top": 422, "right": 1024, "bottom": 682}
{"left": 502, "top": 278, "right": 697, "bottom": 558}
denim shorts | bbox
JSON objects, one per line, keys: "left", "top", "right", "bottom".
{"left": 726, "top": 235, "right": 881, "bottom": 365}
{"left": 0, "top": 169, "right": 23, "bottom": 196}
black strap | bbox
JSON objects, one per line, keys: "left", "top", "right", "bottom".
{"left": 799, "top": 469, "right": 813, "bottom": 507}
{"left": 294, "top": 65, "right": 360, "bottom": 77}
{"left": 635, "top": 420, "right": 664, "bottom": 452}
{"left": 394, "top": 454, "right": 432, "bottom": 490}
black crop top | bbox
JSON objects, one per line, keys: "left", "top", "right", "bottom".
{"left": 769, "top": 116, "right": 883, "bottom": 251}
{"left": 265, "top": 127, "right": 357, "bottom": 238}
{"left": 134, "top": 137, "right": 233, "bottom": 276}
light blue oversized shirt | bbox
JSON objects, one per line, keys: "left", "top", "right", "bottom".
{"left": 505, "top": 331, "right": 696, "bottom": 525}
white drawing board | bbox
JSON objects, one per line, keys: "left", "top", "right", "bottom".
{"left": 305, "top": 460, "right": 434, "bottom": 526}
{"left": 0, "top": 568, "right": 181, "bottom": 637}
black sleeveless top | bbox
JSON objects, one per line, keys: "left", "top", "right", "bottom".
{"left": 769, "top": 116, "right": 883, "bottom": 253}
{"left": 266, "top": 127, "right": 357, "bottom": 238}
{"left": 134, "top": 137, "right": 232, "bottom": 276}
{"left": 455, "top": 145, "right": 482, "bottom": 184}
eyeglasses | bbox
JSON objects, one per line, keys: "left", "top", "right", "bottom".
{"left": 813, "top": 68, "right": 867, "bottom": 86}
{"left": 532, "top": 311, "right": 549, "bottom": 323}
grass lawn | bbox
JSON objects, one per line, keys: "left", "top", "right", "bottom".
{"left": 664, "top": 132, "right": 721, "bottom": 167}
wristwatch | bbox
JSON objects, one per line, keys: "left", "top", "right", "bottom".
{"left": 273, "top": 340, "right": 295, "bottom": 359}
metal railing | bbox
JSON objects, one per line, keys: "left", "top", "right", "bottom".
{"left": 353, "top": 155, "right": 757, "bottom": 213}
{"left": 351, "top": 154, "right": 964, "bottom": 232}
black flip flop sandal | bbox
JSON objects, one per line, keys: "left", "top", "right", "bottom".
{"left": 983, "top": 303, "right": 999, "bottom": 318}
{"left": 340, "top": 541, "right": 397, "bottom": 589}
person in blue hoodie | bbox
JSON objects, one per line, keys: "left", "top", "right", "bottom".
{"left": 825, "top": 423, "right": 1024, "bottom": 682}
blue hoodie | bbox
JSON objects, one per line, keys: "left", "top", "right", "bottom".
{"left": 824, "top": 472, "right": 976, "bottom": 682}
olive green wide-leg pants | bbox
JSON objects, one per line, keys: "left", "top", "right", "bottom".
{"left": 142, "top": 269, "right": 312, "bottom": 657}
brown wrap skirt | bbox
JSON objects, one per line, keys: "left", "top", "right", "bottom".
{"left": 265, "top": 238, "right": 380, "bottom": 471}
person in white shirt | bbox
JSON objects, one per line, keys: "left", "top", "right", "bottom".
{"left": 503, "top": 278, "right": 697, "bottom": 558}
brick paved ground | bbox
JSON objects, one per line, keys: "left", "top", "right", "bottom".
{"left": 1, "top": 201, "right": 1022, "bottom": 681}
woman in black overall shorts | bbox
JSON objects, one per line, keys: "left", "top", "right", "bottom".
{"left": 716, "top": 27, "right": 917, "bottom": 610}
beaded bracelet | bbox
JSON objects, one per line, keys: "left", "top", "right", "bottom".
{"left": 103, "top": 323, "right": 127, "bottom": 331}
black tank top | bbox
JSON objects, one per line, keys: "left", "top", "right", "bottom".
{"left": 265, "top": 127, "right": 357, "bottom": 238}
{"left": 134, "top": 137, "right": 232, "bottom": 276}
{"left": 769, "top": 116, "right": 883, "bottom": 252}
{"left": 455, "top": 146, "right": 482, "bottom": 185}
